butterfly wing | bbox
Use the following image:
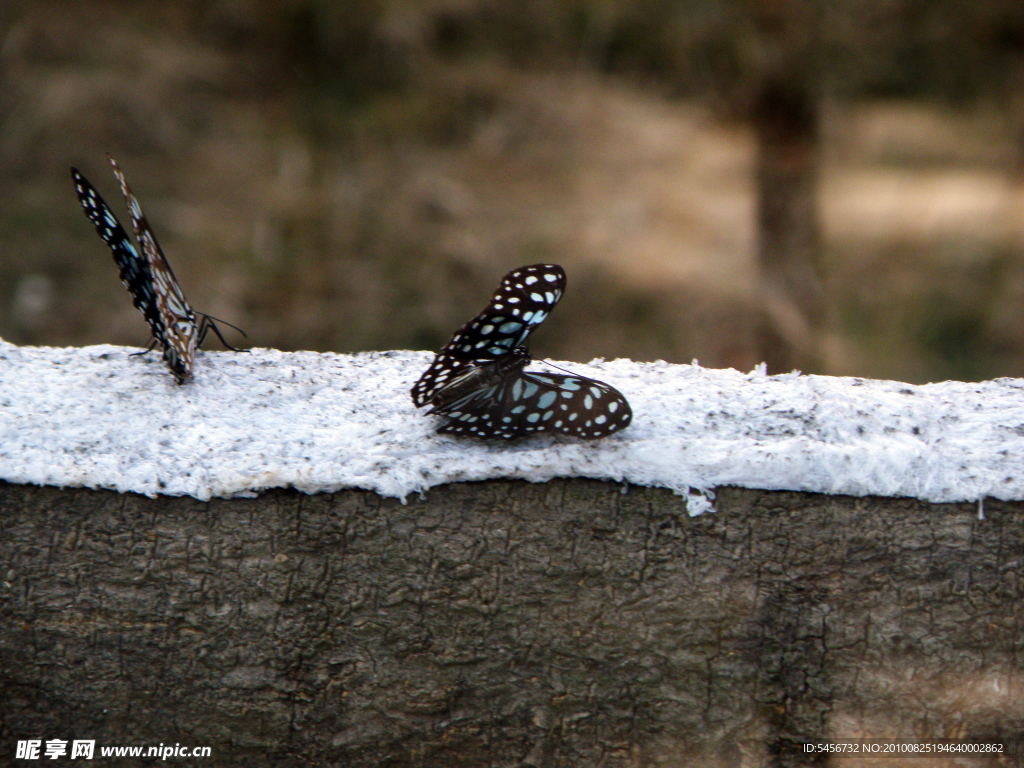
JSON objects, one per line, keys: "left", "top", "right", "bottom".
{"left": 433, "top": 370, "right": 632, "bottom": 440}
{"left": 107, "top": 155, "right": 198, "bottom": 382}
{"left": 411, "top": 352, "right": 476, "bottom": 409}
{"left": 412, "top": 264, "right": 566, "bottom": 406}
{"left": 71, "top": 167, "right": 169, "bottom": 352}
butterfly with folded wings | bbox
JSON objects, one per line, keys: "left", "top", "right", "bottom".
{"left": 71, "top": 155, "right": 244, "bottom": 383}
{"left": 412, "top": 264, "right": 632, "bottom": 439}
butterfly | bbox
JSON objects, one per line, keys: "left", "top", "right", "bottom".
{"left": 71, "top": 155, "right": 244, "bottom": 383}
{"left": 412, "top": 264, "right": 632, "bottom": 439}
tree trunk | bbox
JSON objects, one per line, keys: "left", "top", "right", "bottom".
{"left": 753, "top": 76, "right": 823, "bottom": 375}
{"left": 746, "top": 0, "right": 824, "bottom": 374}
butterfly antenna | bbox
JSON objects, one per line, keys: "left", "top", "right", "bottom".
{"left": 537, "top": 358, "right": 579, "bottom": 376}
{"left": 203, "top": 314, "right": 248, "bottom": 338}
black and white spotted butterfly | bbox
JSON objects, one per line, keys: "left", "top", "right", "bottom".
{"left": 412, "top": 264, "right": 632, "bottom": 439}
{"left": 71, "top": 155, "right": 244, "bottom": 383}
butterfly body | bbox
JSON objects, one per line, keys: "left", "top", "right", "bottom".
{"left": 413, "top": 264, "right": 632, "bottom": 439}
{"left": 72, "top": 155, "right": 242, "bottom": 383}
{"left": 427, "top": 346, "right": 532, "bottom": 412}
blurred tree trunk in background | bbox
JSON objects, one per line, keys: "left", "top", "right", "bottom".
{"left": 1006, "top": 50, "right": 1024, "bottom": 175}
{"left": 748, "top": 0, "right": 824, "bottom": 374}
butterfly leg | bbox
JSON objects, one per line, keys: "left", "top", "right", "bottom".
{"left": 129, "top": 338, "right": 160, "bottom": 358}
{"left": 197, "top": 314, "right": 248, "bottom": 352}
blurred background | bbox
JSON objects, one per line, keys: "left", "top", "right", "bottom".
{"left": 4, "top": 0, "right": 1024, "bottom": 383}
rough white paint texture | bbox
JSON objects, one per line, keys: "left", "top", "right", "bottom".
{"left": 3, "top": 340, "right": 1022, "bottom": 514}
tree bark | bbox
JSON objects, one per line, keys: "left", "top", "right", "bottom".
{"left": 2, "top": 480, "right": 1023, "bottom": 767}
